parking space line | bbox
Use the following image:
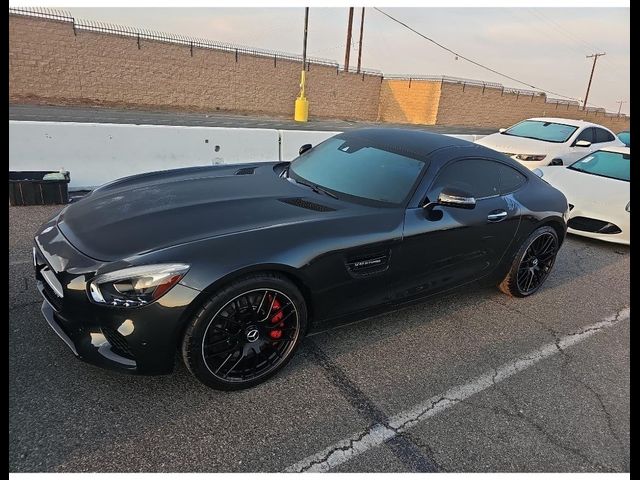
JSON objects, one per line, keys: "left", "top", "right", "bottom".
{"left": 9, "top": 259, "right": 31, "bottom": 266}
{"left": 285, "top": 307, "right": 630, "bottom": 473}
{"left": 305, "top": 340, "right": 438, "bottom": 472}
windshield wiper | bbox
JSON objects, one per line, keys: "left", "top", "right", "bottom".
{"left": 294, "top": 178, "right": 338, "bottom": 199}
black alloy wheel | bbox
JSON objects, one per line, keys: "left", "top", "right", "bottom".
{"left": 499, "top": 226, "right": 559, "bottom": 297}
{"left": 182, "top": 273, "right": 307, "bottom": 390}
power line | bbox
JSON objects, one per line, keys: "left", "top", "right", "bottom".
{"left": 373, "top": 7, "right": 607, "bottom": 109}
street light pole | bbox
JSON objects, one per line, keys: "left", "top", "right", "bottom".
{"left": 294, "top": 8, "right": 310, "bottom": 122}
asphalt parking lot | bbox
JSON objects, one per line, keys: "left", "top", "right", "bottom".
{"left": 9, "top": 205, "right": 629, "bottom": 473}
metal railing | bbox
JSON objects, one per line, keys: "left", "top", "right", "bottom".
{"left": 385, "top": 74, "right": 545, "bottom": 98}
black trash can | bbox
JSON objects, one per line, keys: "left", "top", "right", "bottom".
{"left": 9, "top": 171, "right": 71, "bottom": 206}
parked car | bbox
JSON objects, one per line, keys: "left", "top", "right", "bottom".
{"left": 534, "top": 146, "right": 630, "bottom": 245}
{"left": 617, "top": 131, "right": 630, "bottom": 147}
{"left": 476, "top": 117, "right": 624, "bottom": 169}
{"left": 34, "top": 129, "right": 568, "bottom": 390}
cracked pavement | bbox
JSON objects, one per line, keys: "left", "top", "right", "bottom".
{"left": 9, "top": 205, "right": 629, "bottom": 472}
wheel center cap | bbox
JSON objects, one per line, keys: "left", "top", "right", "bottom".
{"left": 246, "top": 327, "right": 260, "bottom": 343}
{"left": 532, "top": 258, "right": 539, "bottom": 266}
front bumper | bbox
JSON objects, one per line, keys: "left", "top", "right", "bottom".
{"left": 34, "top": 222, "right": 201, "bottom": 375}
{"left": 565, "top": 205, "right": 630, "bottom": 246}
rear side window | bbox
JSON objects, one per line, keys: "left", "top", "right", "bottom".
{"left": 574, "top": 128, "right": 594, "bottom": 143}
{"left": 430, "top": 159, "right": 501, "bottom": 199}
{"left": 594, "top": 128, "right": 615, "bottom": 143}
{"left": 497, "top": 164, "right": 527, "bottom": 194}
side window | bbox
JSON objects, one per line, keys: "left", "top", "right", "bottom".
{"left": 429, "top": 159, "right": 501, "bottom": 199}
{"left": 594, "top": 128, "right": 615, "bottom": 143}
{"left": 574, "top": 127, "right": 594, "bottom": 144}
{"left": 497, "top": 163, "right": 527, "bottom": 194}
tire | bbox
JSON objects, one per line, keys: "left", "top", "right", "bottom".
{"left": 498, "top": 226, "right": 559, "bottom": 298}
{"left": 181, "top": 272, "right": 308, "bottom": 390}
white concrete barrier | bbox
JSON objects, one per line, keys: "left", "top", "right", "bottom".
{"left": 279, "top": 130, "right": 341, "bottom": 161}
{"left": 9, "top": 121, "right": 280, "bottom": 189}
{"left": 9, "top": 120, "right": 485, "bottom": 190}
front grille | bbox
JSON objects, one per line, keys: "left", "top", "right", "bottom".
{"left": 102, "top": 327, "right": 135, "bottom": 359}
{"left": 568, "top": 216, "right": 621, "bottom": 234}
{"left": 279, "top": 197, "right": 335, "bottom": 212}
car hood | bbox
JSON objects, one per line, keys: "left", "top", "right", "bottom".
{"left": 57, "top": 162, "right": 347, "bottom": 261}
{"left": 537, "top": 166, "right": 629, "bottom": 211}
{"left": 475, "top": 133, "right": 562, "bottom": 156}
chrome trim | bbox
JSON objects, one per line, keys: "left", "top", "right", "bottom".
{"left": 41, "top": 302, "right": 77, "bottom": 355}
{"left": 41, "top": 266, "right": 64, "bottom": 298}
{"left": 487, "top": 211, "right": 508, "bottom": 220}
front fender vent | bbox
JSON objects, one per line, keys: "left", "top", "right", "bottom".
{"left": 279, "top": 197, "right": 335, "bottom": 212}
{"left": 234, "top": 167, "right": 256, "bottom": 175}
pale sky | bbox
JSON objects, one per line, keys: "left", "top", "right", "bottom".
{"left": 65, "top": 7, "right": 630, "bottom": 114}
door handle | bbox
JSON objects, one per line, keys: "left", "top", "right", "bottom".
{"left": 487, "top": 210, "right": 508, "bottom": 222}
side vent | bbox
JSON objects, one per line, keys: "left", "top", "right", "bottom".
{"left": 279, "top": 198, "right": 335, "bottom": 212}
{"left": 235, "top": 167, "right": 256, "bottom": 175}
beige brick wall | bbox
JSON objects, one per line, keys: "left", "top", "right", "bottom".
{"left": 9, "top": 15, "right": 382, "bottom": 121}
{"left": 436, "top": 82, "right": 630, "bottom": 132}
{"left": 10, "top": 14, "right": 630, "bottom": 131}
{"left": 377, "top": 79, "right": 441, "bottom": 124}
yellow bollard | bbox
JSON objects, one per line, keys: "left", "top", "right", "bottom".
{"left": 294, "top": 97, "right": 309, "bottom": 122}
{"left": 294, "top": 70, "right": 309, "bottom": 122}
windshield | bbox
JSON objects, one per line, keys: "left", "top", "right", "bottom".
{"left": 617, "top": 131, "right": 630, "bottom": 147}
{"left": 288, "top": 137, "right": 426, "bottom": 205}
{"left": 568, "top": 150, "right": 630, "bottom": 182}
{"left": 503, "top": 120, "right": 578, "bottom": 143}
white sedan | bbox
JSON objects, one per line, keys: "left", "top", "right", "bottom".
{"left": 476, "top": 117, "right": 624, "bottom": 169}
{"left": 535, "top": 146, "right": 630, "bottom": 245}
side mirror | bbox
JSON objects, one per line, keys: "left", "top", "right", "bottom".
{"left": 575, "top": 140, "right": 591, "bottom": 147}
{"left": 499, "top": 128, "right": 507, "bottom": 133}
{"left": 423, "top": 187, "right": 476, "bottom": 212}
{"left": 299, "top": 144, "right": 312, "bottom": 155}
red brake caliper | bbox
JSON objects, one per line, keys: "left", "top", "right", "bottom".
{"left": 269, "top": 297, "right": 284, "bottom": 339}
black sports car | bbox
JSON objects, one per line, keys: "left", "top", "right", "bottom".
{"left": 34, "top": 128, "right": 568, "bottom": 390}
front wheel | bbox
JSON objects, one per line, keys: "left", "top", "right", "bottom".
{"left": 498, "top": 226, "right": 559, "bottom": 297}
{"left": 181, "top": 273, "right": 307, "bottom": 390}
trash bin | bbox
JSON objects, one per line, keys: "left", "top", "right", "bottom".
{"left": 9, "top": 170, "right": 71, "bottom": 206}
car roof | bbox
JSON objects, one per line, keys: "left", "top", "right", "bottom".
{"left": 338, "top": 128, "right": 477, "bottom": 158}
{"left": 525, "top": 117, "right": 613, "bottom": 129}
{"left": 596, "top": 146, "right": 630, "bottom": 155}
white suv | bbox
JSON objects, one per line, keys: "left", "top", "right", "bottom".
{"left": 475, "top": 117, "right": 624, "bottom": 169}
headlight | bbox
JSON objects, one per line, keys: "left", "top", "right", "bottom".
{"left": 626, "top": 201, "right": 630, "bottom": 213}
{"left": 88, "top": 263, "right": 190, "bottom": 307}
{"left": 514, "top": 154, "right": 547, "bottom": 162}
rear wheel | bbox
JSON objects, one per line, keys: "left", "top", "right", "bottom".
{"left": 182, "top": 273, "right": 307, "bottom": 390}
{"left": 498, "top": 226, "right": 559, "bottom": 297}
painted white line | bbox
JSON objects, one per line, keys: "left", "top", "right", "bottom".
{"left": 9, "top": 259, "right": 32, "bottom": 266}
{"left": 285, "top": 307, "right": 630, "bottom": 473}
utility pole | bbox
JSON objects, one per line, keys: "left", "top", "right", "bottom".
{"left": 582, "top": 52, "right": 605, "bottom": 110}
{"left": 344, "top": 7, "right": 354, "bottom": 72}
{"left": 356, "top": 7, "right": 365, "bottom": 74}
{"left": 294, "top": 7, "right": 310, "bottom": 122}
{"left": 616, "top": 100, "right": 627, "bottom": 117}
